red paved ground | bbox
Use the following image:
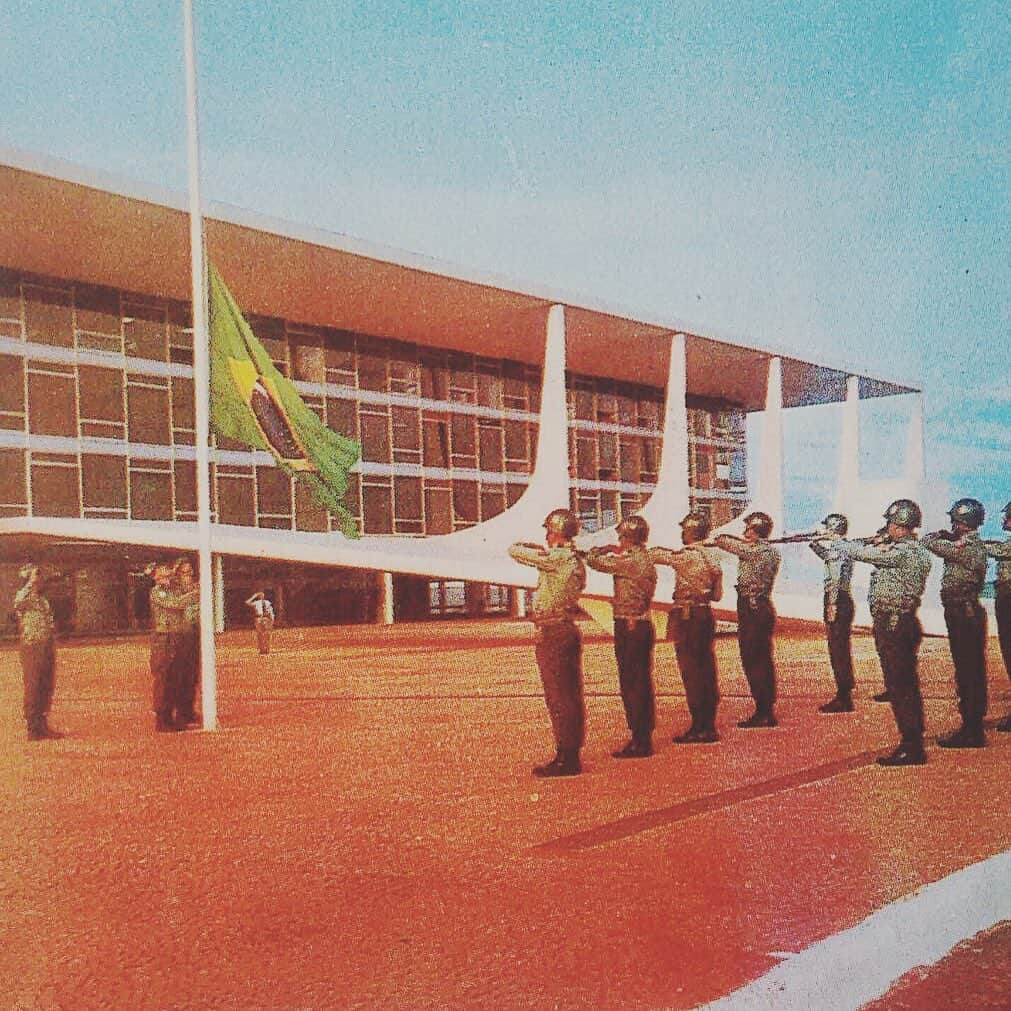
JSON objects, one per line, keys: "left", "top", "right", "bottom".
{"left": 2, "top": 620, "right": 1009, "bottom": 1008}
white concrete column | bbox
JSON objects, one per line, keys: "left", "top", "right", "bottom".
{"left": 904, "top": 392, "right": 925, "bottom": 484}
{"left": 833, "top": 375, "right": 861, "bottom": 514}
{"left": 510, "top": 587, "right": 527, "bottom": 618}
{"left": 758, "top": 356, "right": 785, "bottom": 534}
{"left": 641, "top": 333, "right": 691, "bottom": 532}
{"left": 377, "top": 570, "right": 395, "bottom": 625}
{"left": 212, "top": 554, "right": 225, "bottom": 633}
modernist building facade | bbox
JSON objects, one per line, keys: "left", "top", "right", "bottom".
{"left": 0, "top": 150, "right": 915, "bottom": 636}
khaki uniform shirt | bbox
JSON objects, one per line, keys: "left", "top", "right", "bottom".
{"left": 14, "top": 586, "right": 55, "bottom": 645}
{"left": 150, "top": 586, "right": 199, "bottom": 633}
{"left": 585, "top": 545, "right": 657, "bottom": 619}
{"left": 649, "top": 545, "right": 723, "bottom": 602}
{"left": 508, "top": 542, "right": 586, "bottom": 624}
{"left": 837, "top": 536, "right": 931, "bottom": 615}
{"left": 809, "top": 538, "right": 854, "bottom": 606}
{"left": 985, "top": 538, "right": 1011, "bottom": 590}
{"left": 922, "top": 530, "right": 987, "bottom": 602}
{"left": 714, "top": 536, "right": 780, "bottom": 599}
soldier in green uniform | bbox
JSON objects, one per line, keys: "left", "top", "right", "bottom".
{"left": 923, "top": 499, "right": 989, "bottom": 748}
{"left": 509, "top": 509, "right": 587, "bottom": 777}
{"left": 13, "top": 564, "right": 64, "bottom": 741}
{"left": 173, "top": 557, "right": 201, "bottom": 728}
{"left": 651, "top": 512, "right": 724, "bottom": 743}
{"left": 148, "top": 561, "right": 199, "bottom": 733}
{"left": 586, "top": 515, "right": 658, "bottom": 758}
{"left": 809, "top": 513, "right": 857, "bottom": 713}
{"left": 714, "top": 512, "right": 782, "bottom": 728}
{"left": 984, "top": 501, "right": 1011, "bottom": 732}
{"left": 835, "top": 499, "right": 932, "bottom": 766}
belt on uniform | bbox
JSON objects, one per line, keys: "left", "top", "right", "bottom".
{"left": 671, "top": 600, "right": 710, "bottom": 620}
{"left": 533, "top": 617, "right": 575, "bottom": 630}
{"left": 614, "top": 613, "right": 652, "bottom": 628}
{"left": 941, "top": 594, "right": 981, "bottom": 607}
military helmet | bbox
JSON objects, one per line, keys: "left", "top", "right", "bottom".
{"left": 947, "top": 498, "right": 984, "bottom": 530}
{"left": 616, "top": 515, "right": 649, "bottom": 545}
{"left": 543, "top": 508, "right": 580, "bottom": 540}
{"left": 884, "top": 498, "right": 922, "bottom": 529}
{"left": 820, "top": 513, "right": 849, "bottom": 535}
{"left": 1003, "top": 501, "right": 1011, "bottom": 521}
{"left": 743, "top": 511, "right": 774, "bottom": 538}
{"left": 679, "top": 511, "right": 711, "bottom": 540}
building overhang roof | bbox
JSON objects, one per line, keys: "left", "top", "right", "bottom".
{"left": 0, "top": 147, "right": 917, "bottom": 410}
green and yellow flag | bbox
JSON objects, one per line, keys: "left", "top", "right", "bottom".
{"left": 209, "top": 265, "right": 361, "bottom": 538}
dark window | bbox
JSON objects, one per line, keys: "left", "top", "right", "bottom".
{"left": 256, "top": 466, "right": 292, "bottom": 516}
{"left": 326, "top": 397, "right": 358, "bottom": 441}
{"left": 78, "top": 365, "right": 124, "bottom": 422}
{"left": 478, "top": 423, "right": 504, "bottom": 472}
{"left": 75, "top": 284, "right": 121, "bottom": 335}
{"left": 24, "top": 286, "right": 73, "bottom": 347}
{"left": 171, "top": 376, "right": 194, "bottom": 431}
{"left": 174, "top": 460, "right": 196, "bottom": 514}
{"left": 480, "top": 487, "right": 506, "bottom": 520}
{"left": 362, "top": 482, "right": 393, "bottom": 534}
{"left": 217, "top": 476, "right": 256, "bottom": 526}
{"left": 127, "top": 385, "right": 171, "bottom": 445}
{"left": 453, "top": 482, "right": 478, "bottom": 524}
{"left": 423, "top": 417, "right": 449, "bottom": 468}
{"left": 31, "top": 462, "right": 80, "bottom": 516}
{"left": 122, "top": 304, "right": 167, "bottom": 360}
{"left": 130, "top": 469, "right": 172, "bottom": 521}
{"left": 82, "top": 455, "right": 127, "bottom": 509}
{"left": 424, "top": 486, "right": 452, "bottom": 533}
{"left": 357, "top": 344, "right": 388, "bottom": 392}
{"left": 360, "top": 412, "right": 390, "bottom": 463}
{"left": 27, "top": 371, "right": 76, "bottom": 437}
{"left": 0, "top": 355, "right": 24, "bottom": 414}
{"left": 450, "top": 414, "right": 476, "bottom": 459}
{"left": 0, "top": 448, "right": 26, "bottom": 503}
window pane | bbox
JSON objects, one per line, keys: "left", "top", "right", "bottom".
{"left": 256, "top": 466, "right": 292, "bottom": 515}
{"left": 394, "top": 476, "right": 422, "bottom": 520}
{"left": 28, "top": 372, "right": 76, "bottom": 436}
{"left": 24, "top": 286, "right": 73, "bottom": 346}
{"left": 424, "top": 487, "right": 452, "bottom": 533}
{"left": 174, "top": 460, "right": 196, "bottom": 513}
{"left": 32, "top": 462, "right": 80, "bottom": 516}
{"left": 171, "top": 376, "right": 194, "bottom": 431}
{"left": 127, "top": 386, "right": 171, "bottom": 445}
{"left": 82, "top": 454, "right": 126, "bottom": 508}
{"left": 130, "top": 470, "right": 172, "bottom": 520}
{"left": 391, "top": 406, "right": 420, "bottom": 451}
{"left": 423, "top": 417, "right": 449, "bottom": 468}
{"left": 478, "top": 424, "right": 503, "bottom": 472}
{"left": 360, "top": 412, "right": 390, "bottom": 463}
{"left": 291, "top": 338, "right": 325, "bottom": 382}
{"left": 75, "top": 284, "right": 121, "bottom": 335}
{"left": 362, "top": 483, "right": 393, "bottom": 534}
{"left": 78, "top": 365, "right": 124, "bottom": 422}
{"left": 451, "top": 414, "right": 475, "bottom": 457}
{"left": 217, "top": 476, "right": 256, "bottom": 526}
{"left": 0, "top": 355, "right": 24, "bottom": 414}
{"left": 0, "top": 448, "right": 26, "bottom": 503}
{"left": 123, "top": 304, "right": 167, "bottom": 360}
{"left": 453, "top": 482, "right": 478, "bottom": 524}
{"left": 326, "top": 398, "right": 358, "bottom": 441}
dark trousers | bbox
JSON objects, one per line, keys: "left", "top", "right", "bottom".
{"left": 175, "top": 627, "right": 200, "bottom": 720}
{"left": 737, "top": 596, "right": 777, "bottom": 715}
{"left": 534, "top": 622, "right": 585, "bottom": 752}
{"left": 995, "top": 590, "right": 1011, "bottom": 682}
{"left": 20, "top": 638, "right": 56, "bottom": 733}
{"left": 151, "top": 632, "right": 179, "bottom": 721}
{"left": 613, "top": 618, "right": 655, "bottom": 744}
{"left": 667, "top": 606, "right": 719, "bottom": 730}
{"left": 255, "top": 616, "right": 273, "bottom": 655}
{"left": 825, "top": 591, "right": 855, "bottom": 697}
{"left": 872, "top": 611, "right": 925, "bottom": 744}
{"left": 943, "top": 600, "right": 987, "bottom": 731}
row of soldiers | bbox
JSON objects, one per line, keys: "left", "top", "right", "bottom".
{"left": 508, "top": 498, "right": 1011, "bottom": 776}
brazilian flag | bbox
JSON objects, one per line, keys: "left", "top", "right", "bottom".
{"left": 209, "top": 265, "right": 361, "bottom": 538}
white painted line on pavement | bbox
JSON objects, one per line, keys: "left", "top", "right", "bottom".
{"left": 701, "top": 847, "right": 1011, "bottom": 1011}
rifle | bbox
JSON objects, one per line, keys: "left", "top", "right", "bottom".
{"left": 767, "top": 532, "right": 820, "bottom": 544}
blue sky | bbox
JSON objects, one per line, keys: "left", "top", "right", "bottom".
{"left": 2, "top": 1, "right": 1007, "bottom": 531}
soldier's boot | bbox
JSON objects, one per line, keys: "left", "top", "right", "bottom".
{"left": 996, "top": 713, "right": 1011, "bottom": 733}
{"left": 737, "top": 710, "right": 778, "bottom": 729}
{"left": 937, "top": 726, "right": 986, "bottom": 749}
{"left": 533, "top": 749, "right": 581, "bottom": 777}
{"left": 613, "top": 737, "right": 652, "bottom": 758}
{"left": 155, "top": 713, "right": 182, "bottom": 733}
{"left": 876, "top": 741, "right": 927, "bottom": 767}
{"left": 872, "top": 691, "right": 891, "bottom": 703}
{"left": 673, "top": 720, "right": 700, "bottom": 743}
{"left": 819, "top": 694, "right": 854, "bottom": 714}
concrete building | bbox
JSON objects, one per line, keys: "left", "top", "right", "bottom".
{"left": 0, "top": 148, "right": 918, "bottom": 636}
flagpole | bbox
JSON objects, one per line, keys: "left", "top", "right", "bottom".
{"left": 183, "top": 0, "right": 218, "bottom": 731}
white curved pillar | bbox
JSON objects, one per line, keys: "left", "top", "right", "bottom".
{"left": 757, "top": 356, "right": 785, "bottom": 534}
{"left": 833, "top": 375, "right": 860, "bottom": 514}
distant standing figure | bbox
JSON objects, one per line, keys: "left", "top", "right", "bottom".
{"left": 14, "top": 564, "right": 63, "bottom": 741}
{"left": 923, "top": 498, "right": 989, "bottom": 748}
{"left": 714, "top": 512, "right": 782, "bottom": 728}
{"left": 585, "top": 515, "right": 658, "bottom": 759}
{"left": 508, "top": 509, "right": 587, "bottom": 778}
{"left": 984, "top": 501, "right": 1011, "bottom": 732}
{"left": 809, "top": 513, "right": 856, "bottom": 713}
{"left": 174, "top": 558, "right": 201, "bottom": 727}
{"left": 246, "top": 591, "right": 275, "bottom": 655}
{"left": 650, "top": 512, "right": 724, "bottom": 743}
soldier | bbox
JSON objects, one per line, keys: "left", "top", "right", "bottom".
{"left": 246, "top": 590, "right": 275, "bottom": 655}
{"left": 508, "top": 509, "right": 587, "bottom": 777}
{"left": 984, "top": 502, "right": 1011, "bottom": 732}
{"left": 714, "top": 512, "right": 781, "bottom": 728}
{"left": 585, "top": 515, "right": 658, "bottom": 758}
{"left": 149, "top": 561, "right": 199, "bottom": 733}
{"left": 835, "top": 499, "right": 932, "bottom": 766}
{"left": 923, "top": 499, "right": 989, "bottom": 748}
{"left": 13, "top": 564, "right": 64, "bottom": 741}
{"left": 651, "top": 512, "right": 724, "bottom": 743}
{"left": 174, "top": 558, "right": 201, "bottom": 728}
{"left": 809, "top": 513, "right": 856, "bottom": 713}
